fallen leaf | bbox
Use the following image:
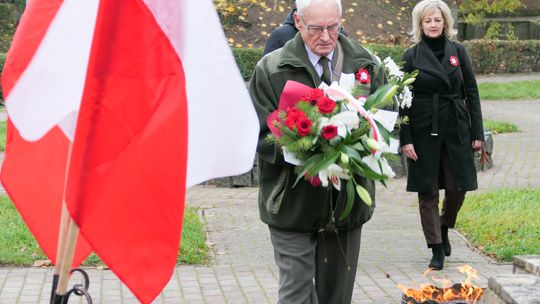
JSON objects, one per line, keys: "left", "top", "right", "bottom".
{"left": 33, "top": 259, "right": 51, "bottom": 267}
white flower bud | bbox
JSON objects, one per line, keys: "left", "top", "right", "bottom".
{"left": 366, "top": 138, "right": 380, "bottom": 150}
{"left": 340, "top": 153, "right": 350, "bottom": 165}
{"left": 403, "top": 77, "right": 416, "bottom": 86}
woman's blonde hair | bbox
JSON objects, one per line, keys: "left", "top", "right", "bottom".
{"left": 409, "top": 0, "right": 457, "bottom": 43}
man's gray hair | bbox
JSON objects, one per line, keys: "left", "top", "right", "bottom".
{"left": 296, "top": 0, "right": 342, "bottom": 16}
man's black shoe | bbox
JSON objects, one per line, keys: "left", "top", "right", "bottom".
{"left": 429, "top": 243, "right": 445, "bottom": 270}
{"left": 441, "top": 225, "right": 451, "bottom": 257}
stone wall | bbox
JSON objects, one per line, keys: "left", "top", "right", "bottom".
{"left": 457, "top": 16, "right": 540, "bottom": 40}
{"left": 480, "top": 255, "right": 540, "bottom": 304}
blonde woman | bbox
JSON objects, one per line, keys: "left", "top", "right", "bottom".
{"left": 399, "top": 0, "right": 484, "bottom": 270}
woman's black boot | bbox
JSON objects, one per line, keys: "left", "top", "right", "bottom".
{"left": 429, "top": 244, "right": 445, "bottom": 270}
{"left": 441, "top": 225, "right": 451, "bottom": 257}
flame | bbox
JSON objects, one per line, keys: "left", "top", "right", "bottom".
{"left": 398, "top": 265, "right": 485, "bottom": 303}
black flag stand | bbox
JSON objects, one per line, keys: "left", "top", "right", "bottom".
{"left": 51, "top": 269, "right": 93, "bottom": 304}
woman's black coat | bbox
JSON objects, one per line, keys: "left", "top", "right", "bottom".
{"left": 400, "top": 37, "right": 484, "bottom": 192}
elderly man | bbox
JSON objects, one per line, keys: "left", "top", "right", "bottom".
{"left": 249, "top": 0, "right": 385, "bottom": 303}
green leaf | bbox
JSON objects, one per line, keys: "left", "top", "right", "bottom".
{"left": 305, "top": 150, "right": 340, "bottom": 178}
{"left": 293, "top": 153, "right": 323, "bottom": 187}
{"left": 275, "top": 123, "right": 298, "bottom": 139}
{"left": 364, "top": 83, "right": 392, "bottom": 109}
{"left": 338, "top": 145, "right": 363, "bottom": 163}
{"left": 356, "top": 184, "right": 372, "bottom": 206}
{"left": 339, "top": 180, "right": 356, "bottom": 221}
{"left": 351, "top": 142, "right": 366, "bottom": 152}
{"left": 351, "top": 161, "right": 387, "bottom": 180}
{"left": 379, "top": 84, "right": 399, "bottom": 106}
{"left": 374, "top": 120, "right": 391, "bottom": 144}
{"left": 329, "top": 136, "right": 342, "bottom": 146}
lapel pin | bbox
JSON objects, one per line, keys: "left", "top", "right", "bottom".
{"left": 449, "top": 56, "right": 459, "bottom": 67}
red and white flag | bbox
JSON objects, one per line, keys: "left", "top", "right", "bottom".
{"left": 1, "top": 0, "right": 259, "bottom": 303}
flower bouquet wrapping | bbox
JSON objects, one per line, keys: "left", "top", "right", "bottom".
{"left": 266, "top": 57, "right": 417, "bottom": 220}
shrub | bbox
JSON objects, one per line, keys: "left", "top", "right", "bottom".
{"left": 232, "top": 40, "right": 540, "bottom": 79}
{"left": 232, "top": 44, "right": 407, "bottom": 81}
{"left": 0, "top": 52, "right": 5, "bottom": 101}
{"left": 365, "top": 44, "right": 406, "bottom": 63}
{"left": 0, "top": 3, "right": 16, "bottom": 53}
{"left": 232, "top": 48, "right": 262, "bottom": 80}
{"left": 463, "top": 40, "right": 540, "bottom": 74}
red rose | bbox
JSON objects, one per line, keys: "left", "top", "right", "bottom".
{"left": 285, "top": 107, "right": 306, "bottom": 129}
{"left": 322, "top": 125, "right": 338, "bottom": 139}
{"left": 316, "top": 97, "right": 336, "bottom": 114}
{"left": 305, "top": 174, "right": 321, "bottom": 187}
{"left": 296, "top": 117, "right": 313, "bottom": 136}
{"left": 303, "top": 88, "right": 325, "bottom": 103}
{"left": 356, "top": 69, "right": 370, "bottom": 84}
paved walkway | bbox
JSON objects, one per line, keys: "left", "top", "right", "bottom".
{"left": 0, "top": 74, "right": 539, "bottom": 303}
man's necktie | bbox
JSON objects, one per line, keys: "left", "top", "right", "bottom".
{"left": 318, "top": 56, "right": 332, "bottom": 85}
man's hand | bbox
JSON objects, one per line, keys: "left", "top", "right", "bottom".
{"left": 472, "top": 140, "right": 483, "bottom": 151}
{"left": 402, "top": 144, "right": 418, "bottom": 161}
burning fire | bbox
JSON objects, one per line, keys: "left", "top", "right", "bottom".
{"left": 397, "top": 265, "right": 485, "bottom": 304}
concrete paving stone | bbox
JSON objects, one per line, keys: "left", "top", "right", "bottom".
{"left": 181, "top": 287, "right": 202, "bottom": 294}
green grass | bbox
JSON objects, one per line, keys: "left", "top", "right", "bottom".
{"left": 177, "top": 206, "right": 209, "bottom": 265}
{"left": 456, "top": 188, "right": 540, "bottom": 262}
{"left": 0, "top": 119, "right": 5, "bottom": 151}
{"left": 478, "top": 80, "right": 540, "bottom": 100}
{"left": 0, "top": 196, "right": 209, "bottom": 266}
{"left": 0, "top": 196, "right": 48, "bottom": 265}
{"left": 483, "top": 119, "right": 519, "bottom": 134}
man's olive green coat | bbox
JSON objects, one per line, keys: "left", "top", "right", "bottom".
{"left": 249, "top": 33, "right": 385, "bottom": 232}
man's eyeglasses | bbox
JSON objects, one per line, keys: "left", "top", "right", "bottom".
{"left": 299, "top": 15, "right": 341, "bottom": 35}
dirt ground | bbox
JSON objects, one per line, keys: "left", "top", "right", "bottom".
{"left": 221, "top": 0, "right": 540, "bottom": 48}
{"left": 222, "top": 0, "right": 419, "bottom": 48}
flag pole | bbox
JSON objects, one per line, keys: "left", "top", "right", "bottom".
{"left": 49, "top": 142, "right": 93, "bottom": 304}
{"left": 50, "top": 142, "right": 73, "bottom": 303}
{"left": 53, "top": 219, "right": 80, "bottom": 303}
{"left": 50, "top": 203, "right": 70, "bottom": 303}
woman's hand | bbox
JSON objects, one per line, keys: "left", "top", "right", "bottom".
{"left": 402, "top": 144, "right": 418, "bottom": 161}
{"left": 472, "top": 140, "right": 483, "bottom": 151}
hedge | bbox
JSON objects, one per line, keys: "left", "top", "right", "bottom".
{"left": 0, "top": 3, "right": 16, "bottom": 53}
{"left": 231, "top": 40, "right": 540, "bottom": 80}
{"left": 231, "top": 44, "right": 406, "bottom": 81}
{"left": 231, "top": 48, "right": 264, "bottom": 81}
{"left": 0, "top": 52, "right": 5, "bottom": 100}
{"left": 463, "top": 40, "right": 540, "bottom": 74}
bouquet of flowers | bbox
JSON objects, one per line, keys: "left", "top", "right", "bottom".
{"left": 266, "top": 57, "right": 417, "bottom": 220}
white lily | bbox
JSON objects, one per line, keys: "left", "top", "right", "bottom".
{"left": 319, "top": 111, "right": 360, "bottom": 138}
{"left": 338, "top": 73, "right": 356, "bottom": 93}
{"left": 383, "top": 57, "right": 404, "bottom": 80}
{"left": 361, "top": 155, "right": 396, "bottom": 179}
{"left": 330, "top": 111, "right": 360, "bottom": 130}
{"left": 399, "top": 85, "right": 413, "bottom": 109}
{"left": 318, "top": 163, "right": 350, "bottom": 190}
